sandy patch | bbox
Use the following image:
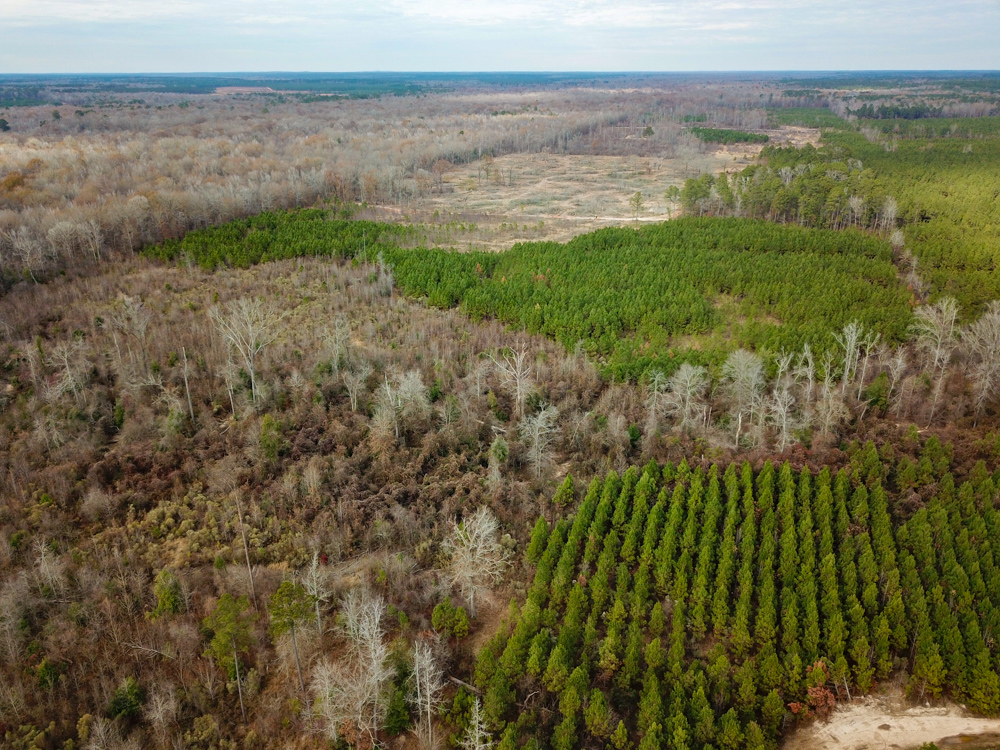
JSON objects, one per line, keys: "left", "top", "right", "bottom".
{"left": 784, "top": 691, "right": 1000, "bottom": 750}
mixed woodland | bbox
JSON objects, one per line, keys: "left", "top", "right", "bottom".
{"left": 1, "top": 72, "right": 1000, "bottom": 750}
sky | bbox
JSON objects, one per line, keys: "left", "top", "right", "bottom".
{"left": 0, "top": 0, "right": 997, "bottom": 73}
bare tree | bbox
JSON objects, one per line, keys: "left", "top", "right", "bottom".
{"left": 816, "top": 352, "right": 847, "bottom": 438}
{"left": 767, "top": 388, "right": 797, "bottom": 452}
{"left": 143, "top": 683, "right": 179, "bottom": 746}
{"left": 411, "top": 637, "right": 445, "bottom": 750}
{"left": 519, "top": 405, "right": 560, "bottom": 480}
{"left": 721, "top": 349, "right": 765, "bottom": 448}
{"left": 491, "top": 347, "right": 533, "bottom": 418}
{"left": 302, "top": 549, "right": 334, "bottom": 631}
{"left": 374, "top": 370, "right": 429, "bottom": 439}
{"left": 963, "top": 302, "right": 1000, "bottom": 422}
{"left": 661, "top": 363, "right": 709, "bottom": 431}
{"left": 314, "top": 589, "right": 392, "bottom": 748}
{"left": 7, "top": 227, "right": 46, "bottom": 283}
{"left": 210, "top": 297, "right": 285, "bottom": 405}
{"left": 443, "top": 506, "right": 509, "bottom": 618}
{"left": 107, "top": 295, "right": 153, "bottom": 378}
{"left": 833, "top": 321, "right": 862, "bottom": 396}
{"left": 882, "top": 347, "right": 909, "bottom": 416}
{"left": 912, "top": 297, "right": 959, "bottom": 375}
{"left": 848, "top": 195, "right": 865, "bottom": 228}
{"left": 792, "top": 343, "right": 816, "bottom": 407}
{"left": 343, "top": 362, "right": 372, "bottom": 412}
{"left": 878, "top": 196, "right": 898, "bottom": 236}
{"left": 461, "top": 698, "right": 494, "bottom": 750}
{"left": 855, "top": 329, "right": 881, "bottom": 400}
{"left": 323, "top": 316, "right": 352, "bottom": 374}
{"left": 47, "top": 339, "right": 90, "bottom": 405}
{"left": 912, "top": 297, "right": 959, "bottom": 423}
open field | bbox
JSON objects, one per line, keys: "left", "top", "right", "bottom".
{"left": 366, "top": 126, "right": 821, "bottom": 250}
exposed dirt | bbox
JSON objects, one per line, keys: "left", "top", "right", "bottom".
{"left": 364, "top": 126, "right": 820, "bottom": 251}
{"left": 784, "top": 691, "right": 1000, "bottom": 750}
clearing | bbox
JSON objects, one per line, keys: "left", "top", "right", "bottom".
{"left": 366, "top": 126, "right": 820, "bottom": 251}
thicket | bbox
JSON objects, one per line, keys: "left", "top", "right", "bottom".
{"left": 689, "top": 127, "right": 769, "bottom": 145}
{"left": 479, "top": 445, "right": 1000, "bottom": 750}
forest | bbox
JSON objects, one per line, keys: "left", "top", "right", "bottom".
{"left": 149, "top": 210, "right": 914, "bottom": 379}
{"left": 479, "top": 451, "right": 1000, "bottom": 750}
{"left": 2, "top": 72, "right": 1000, "bottom": 750}
{"left": 680, "top": 121, "right": 1000, "bottom": 314}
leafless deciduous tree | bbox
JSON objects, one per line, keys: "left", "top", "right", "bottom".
{"left": 660, "top": 363, "right": 709, "bottom": 431}
{"left": 302, "top": 549, "right": 334, "bottom": 631}
{"left": 314, "top": 589, "right": 391, "bottom": 748}
{"left": 912, "top": 297, "right": 959, "bottom": 423}
{"left": 816, "top": 351, "right": 848, "bottom": 438}
{"left": 411, "top": 636, "right": 445, "bottom": 750}
{"left": 210, "top": 298, "right": 285, "bottom": 405}
{"left": 519, "top": 405, "right": 560, "bottom": 480}
{"left": 443, "top": 506, "right": 508, "bottom": 618}
{"left": 461, "top": 698, "right": 494, "bottom": 750}
{"left": 767, "top": 387, "right": 797, "bottom": 452}
{"left": 721, "top": 349, "right": 764, "bottom": 448}
{"left": 963, "top": 301, "right": 1000, "bottom": 422}
{"left": 491, "top": 347, "right": 533, "bottom": 418}
{"left": 373, "top": 369, "right": 429, "bottom": 441}
{"left": 343, "top": 362, "right": 372, "bottom": 412}
{"left": 834, "top": 321, "right": 862, "bottom": 396}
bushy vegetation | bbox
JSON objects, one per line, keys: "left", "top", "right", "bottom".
{"left": 689, "top": 127, "right": 769, "bottom": 145}
{"left": 480, "top": 447, "right": 1000, "bottom": 750}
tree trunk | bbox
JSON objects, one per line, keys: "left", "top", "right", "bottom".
{"left": 233, "top": 638, "right": 247, "bottom": 725}
{"left": 234, "top": 493, "right": 258, "bottom": 610}
{"left": 182, "top": 347, "right": 195, "bottom": 423}
{"left": 291, "top": 623, "right": 305, "bottom": 692}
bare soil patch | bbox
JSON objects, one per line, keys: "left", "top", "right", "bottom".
{"left": 783, "top": 691, "right": 1000, "bottom": 750}
{"left": 365, "top": 126, "right": 821, "bottom": 251}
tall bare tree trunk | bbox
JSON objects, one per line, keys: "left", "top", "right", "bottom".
{"left": 233, "top": 637, "right": 247, "bottom": 725}
{"left": 234, "top": 493, "right": 257, "bottom": 610}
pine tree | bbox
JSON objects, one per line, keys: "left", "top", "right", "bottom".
{"left": 584, "top": 689, "right": 612, "bottom": 738}
{"left": 526, "top": 517, "right": 550, "bottom": 566}
{"left": 638, "top": 671, "right": 663, "bottom": 734}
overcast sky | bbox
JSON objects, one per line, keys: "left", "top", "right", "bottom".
{"left": 1, "top": 0, "right": 997, "bottom": 73}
